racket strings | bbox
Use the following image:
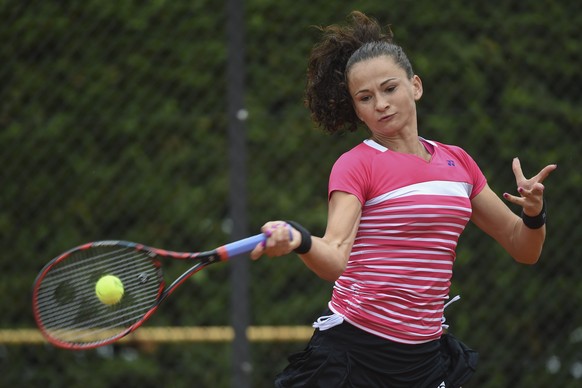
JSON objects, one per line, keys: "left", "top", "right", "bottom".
{"left": 34, "top": 246, "right": 163, "bottom": 345}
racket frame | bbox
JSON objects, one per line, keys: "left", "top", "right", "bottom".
{"left": 32, "top": 234, "right": 265, "bottom": 350}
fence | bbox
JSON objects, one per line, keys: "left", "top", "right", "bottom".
{"left": 2, "top": 1, "right": 581, "bottom": 387}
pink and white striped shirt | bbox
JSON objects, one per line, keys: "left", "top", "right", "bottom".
{"left": 327, "top": 138, "right": 487, "bottom": 344}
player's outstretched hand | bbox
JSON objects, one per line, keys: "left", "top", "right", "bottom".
{"left": 503, "top": 157, "right": 557, "bottom": 216}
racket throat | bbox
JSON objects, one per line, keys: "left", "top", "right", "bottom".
{"left": 162, "top": 259, "right": 210, "bottom": 301}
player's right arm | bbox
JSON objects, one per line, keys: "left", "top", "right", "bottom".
{"left": 251, "top": 191, "right": 361, "bottom": 281}
{"left": 299, "top": 191, "right": 361, "bottom": 281}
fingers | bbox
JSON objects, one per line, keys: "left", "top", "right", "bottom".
{"left": 250, "top": 242, "right": 265, "bottom": 260}
{"left": 513, "top": 157, "right": 558, "bottom": 186}
{"left": 250, "top": 221, "right": 297, "bottom": 260}
{"left": 533, "top": 163, "right": 558, "bottom": 184}
{"left": 503, "top": 188, "right": 544, "bottom": 216}
{"left": 525, "top": 182, "right": 545, "bottom": 198}
{"left": 513, "top": 182, "right": 545, "bottom": 198}
{"left": 505, "top": 158, "right": 556, "bottom": 216}
{"left": 512, "top": 157, "right": 526, "bottom": 182}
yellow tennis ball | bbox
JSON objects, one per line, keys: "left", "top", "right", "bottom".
{"left": 95, "top": 275, "right": 124, "bottom": 305}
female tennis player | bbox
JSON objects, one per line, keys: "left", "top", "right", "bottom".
{"left": 250, "top": 11, "right": 556, "bottom": 388}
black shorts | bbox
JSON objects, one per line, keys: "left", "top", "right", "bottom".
{"left": 274, "top": 319, "right": 478, "bottom": 388}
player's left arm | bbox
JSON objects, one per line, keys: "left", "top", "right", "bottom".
{"left": 470, "top": 157, "right": 557, "bottom": 264}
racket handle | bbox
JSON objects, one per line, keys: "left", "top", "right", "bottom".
{"left": 222, "top": 233, "right": 266, "bottom": 258}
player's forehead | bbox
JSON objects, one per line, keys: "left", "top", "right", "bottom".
{"left": 348, "top": 56, "right": 407, "bottom": 90}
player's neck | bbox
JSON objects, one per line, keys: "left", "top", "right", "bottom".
{"left": 371, "top": 135, "right": 431, "bottom": 161}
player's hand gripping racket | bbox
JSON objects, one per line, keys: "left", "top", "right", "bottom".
{"left": 32, "top": 234, "right": 266, "bottom": 350}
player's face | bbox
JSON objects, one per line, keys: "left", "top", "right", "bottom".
{"left": 348, "top": 56, "right": 422, "bottom": 137}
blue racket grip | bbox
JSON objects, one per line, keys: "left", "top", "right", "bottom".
{"left": 221, "top": 233, "right": 266, "bottom": 258}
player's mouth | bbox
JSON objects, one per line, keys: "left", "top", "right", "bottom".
{"left": 379, "top": 113, "right": 396, "bottom": 122}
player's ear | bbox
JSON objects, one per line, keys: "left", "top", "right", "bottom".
{"left": 412, "top": 75, "right": 423, "bottom": 101}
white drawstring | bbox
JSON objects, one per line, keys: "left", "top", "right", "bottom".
{"left": 313, "top": 313, "right": 345, "bottom": 331}
{"left": 441, "top": 294, "right": 461, "bottom": 329}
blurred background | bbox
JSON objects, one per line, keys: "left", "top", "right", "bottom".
{"left": 1, "top": 0, "right": 580, "bottom": 387}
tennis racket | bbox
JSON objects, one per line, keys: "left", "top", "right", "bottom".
{"left": 32, "top": 234, "right": 266, "bottom": 350}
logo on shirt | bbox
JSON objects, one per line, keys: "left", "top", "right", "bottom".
{"left": 447, "top": 160, "right": 456, "bottom": 167}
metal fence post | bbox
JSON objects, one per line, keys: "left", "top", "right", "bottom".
{"left": 226, "top": 0, "right": 251, "bottom": 387}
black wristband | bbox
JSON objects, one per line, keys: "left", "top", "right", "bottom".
{"left": 521, "top": 200, "right": 547, "bottom": 229}
{"left": 285, "top": 220, "right": 312, "bottom": 254}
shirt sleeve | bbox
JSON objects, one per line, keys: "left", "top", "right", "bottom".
{"left": 456, "top": 147, "right": 487, "bottom": 199}
{"left": 328, "top": 150, "right": 370, "bottom": 205}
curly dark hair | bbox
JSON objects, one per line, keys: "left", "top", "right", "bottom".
{"left": 305, "top": 11, "right": 414, "bottom": 134}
